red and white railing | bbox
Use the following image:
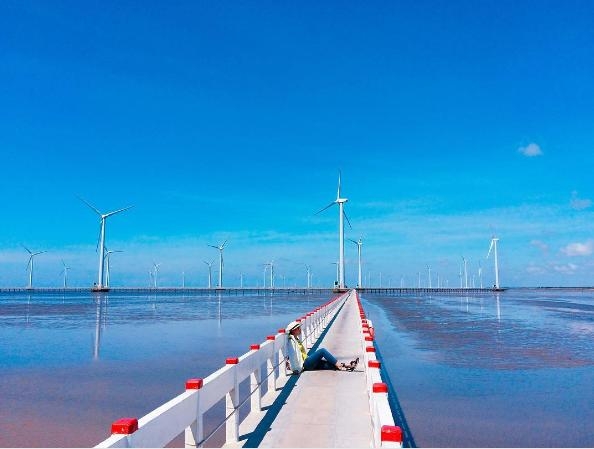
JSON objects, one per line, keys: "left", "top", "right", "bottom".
{"left": 355, "top": 290, "right": 404, "bottom": 448}
{"left": 95, "top": 291, "right": 349, "bottom": 448}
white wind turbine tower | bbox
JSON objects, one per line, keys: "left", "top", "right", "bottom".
{"left": 104, "top": 249, "right": 122, "bottom": 288}
{"left": 264, "top": 260, "right": 275, "bottom": 288}
{"left": 203, "top": 260, "right": 214, "bottom": 289}
{"left": 152, "top": 262, "right": 161, "bottom": 288}
{"left": 487, "top": 235, "right": 501, "bottom": 290}
{"left": 61, "top": 260, "right": 71, "bottom": 288}
{"left": 23, "top": 245, "right": 46, "bottom": 289}
{"left": 331, "top": 261, "right": 339, "bottom": 286}
{"left": 427, "top": 265, "right": 432, "bottom": 288}
{"left": 79, "top": 197, "right": 133, "bottom": 291}
{"left": 462, "top": 256, "right": 468, "bottom": 288}
{"left": 209, "top": 240, "right": 228, "bottom": 288}
{"left": 478, "top": 260, "right": 483, "bottom": 289}
{"left": 316, "top": 171, "right": 351, "bottom": 289}
{"left": 304, "top": 264, "right": 312, "bottom": 289}
{"left": 349, "top": 237, "right": 363, "bottom": 288}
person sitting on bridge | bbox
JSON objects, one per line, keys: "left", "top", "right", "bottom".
{"left": 285, "top": 320, "right": 358, "bottom": 374}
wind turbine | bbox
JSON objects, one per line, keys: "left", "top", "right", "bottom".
{"left": 462, "top": 256, "right": 468, "bottom": 288}
{"left": 60, "top": 260, "right": 71, "bottom": 288}
{"left": 203, "top": 260, "right": 214, "bottom": 289}
{"left": 23, "top": 245, "right": 46, "bottom": 289}
{"left": 316, "top": 171, "right": 351, "bottom": 289}
{"left": 349, "top": 237, "right": 363, "bottom": 288}
{"left": 79, "top": 197, "right": 133, "bottom": 291}
{"left": 209, "top": 240, "right": 227, "bottom": 288}
{"left": 331, "top": 261, "right": 339, "bottom": 287}
{"left": 104, "top": 249, "right": 122, "bottom": 288}
{"left": 487, "top": 235, "right": 501, "bottom": 289}
{"left": 304, "top": 264, "right": 312, "bottom": 289}
{"left": 478, "top": 260, "right": 483, "bottom": 289}
{"left": 265, "top": 260, "right": 275, "bottom": 288}
{"left": 427, "top": 265, "right": 432, "bottom": 288}
{"left": 152, "top": 262, "right": 161, "bottom": 288}
{"left": 262, "top": 264, "right": 268, "bottom": 288}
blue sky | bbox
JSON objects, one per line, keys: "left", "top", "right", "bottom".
{"left": 1, "top": 0, "right": 593, "bottom": 287}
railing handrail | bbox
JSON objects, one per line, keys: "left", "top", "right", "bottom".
{"left": 95, "top": 291, "right": 351, "bottom": 448}
{"left": 355, "top": 290, "right": 404, "bottom": 448}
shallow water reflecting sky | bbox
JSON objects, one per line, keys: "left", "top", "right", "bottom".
{"left": 363, "top": 289, "right": 594, "bottom": 447}
{"left": 0, "top": 291, "right": 324, "bottom": 447}
{"left": 2, "top": 289, "right": 593, "bottom": 447}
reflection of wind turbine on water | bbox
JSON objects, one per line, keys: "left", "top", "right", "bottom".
{"left": 93, "top": 296, "right": 105, "bottom": 360}
{"left": 316, "top": 171, "right": 352, "bottom": 289}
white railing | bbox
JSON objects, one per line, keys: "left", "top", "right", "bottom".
{"left": 355, "top": 290, "right": 404, "bottom": 448}
{"left": 95, "top": 291, "right": 350, "bottom": 448}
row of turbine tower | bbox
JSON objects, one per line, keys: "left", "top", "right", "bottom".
{"left": 18, "top": 173, "right": 500, "bottom": 290}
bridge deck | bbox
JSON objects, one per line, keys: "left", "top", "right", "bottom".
{"left": 228, "top": 290, "right": 371, "bottom": 448}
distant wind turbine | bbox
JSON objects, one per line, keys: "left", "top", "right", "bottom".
{"left": 427, "top": 265, "right": 432, "bottom": 288}
{"left": 487, "top": 235, "right": 501, "bottom": 289}
{"left": 203, "top": 260, "right": 214, "bottom": 289}
{"left": 349, "top": 237, "right": 363, "bottom": 288}
{"left": 79, "top": 197, "right": 133, "bottom": 291}
{"left": 60, "top": 260, "right": 71, "bottom": 288}
{"left": 23, "top": 245, "right": 46, "bottom": 289}
{"left": 104, "top": 249, "right": 122, "bottom": 288}
{"left": 316, "top": 171, "right": 351, "bottom": 289}
{"left": 304, "top": 264, "right": 312, "bottom": 289}
{"left": 265, "top": 260, "right": 275, "bottom": 288}
{"left": 209, "top": 240, "right": 228, "bottom": 288}
{"left": 462, "top": 256, "right": 468, "bottom": 288}
{"left": 331, "top": 261, "right": 339, "bottom": 286}
{"left": 152, "top": 262, "right": 161, "bottom": 288}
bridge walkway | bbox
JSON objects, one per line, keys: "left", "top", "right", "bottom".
{"left": 228, "top": 290, "right": 371, "bottom": 448}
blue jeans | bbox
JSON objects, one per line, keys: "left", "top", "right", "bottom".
{"left": 303, "top": 347, "right": 338, "bottom": 371}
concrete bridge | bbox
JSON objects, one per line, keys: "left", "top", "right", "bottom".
{"left": 94, "top": 289, "right": 404, "bottom": 448}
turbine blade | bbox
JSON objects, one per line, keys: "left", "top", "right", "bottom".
{"left": 22, "top": 245, "right": 32, "bottom": 254}
{"left": 337, "top": 170, "right": 342, "bottom": 200}
{"left": 78, "top": 196, "right": 102, "bottom": 216}
{"left": 104, "top": 205, "right": 134, "bottom": 218}
{"left": 487, "top": 240, "right": 494, "bottom": 258}
{"left": 208, "top": 245, "right": 219, "bottom": 249}
{"left": 315, "top": 201, "right": 336, "bottom": 215}
{"left": 95, "top": 222, "right": 102, "bottom": 253}
{"left": 221, "top": 239, "right": 228, "bottom": 249}
{"left": 343, "top": 209, "right": 352, "bottom": 229}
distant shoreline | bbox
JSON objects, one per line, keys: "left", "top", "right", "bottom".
{"left": 1, "top": 286, "right": 592, "bottom": 293}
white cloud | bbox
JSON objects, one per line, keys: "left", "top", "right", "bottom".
{"left": 570, "top": 191, "right": 592, "bottom": 210}
{"left": 561, "top": 240, "right": 594, "bottom": 257}
{"left": 526, "top": 264, "right": 546, "bottom": 275}
{"left": 518, "top": 143, "right": 543, "bottom": 157}
{"left": 553, "top": 263, "right": 579, "bottom": 274}
{"left": 530, "top": 239, "right": 549, "bottom": 254}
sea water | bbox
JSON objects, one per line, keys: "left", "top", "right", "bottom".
{"left": 1, "top": 289, "right": 593, "bottom": 447}
{"left": 0, "top": 290, "right": 325, "bottom": 447}
{"left": 362, "top": 289, "right": 594, "bottom": 447}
